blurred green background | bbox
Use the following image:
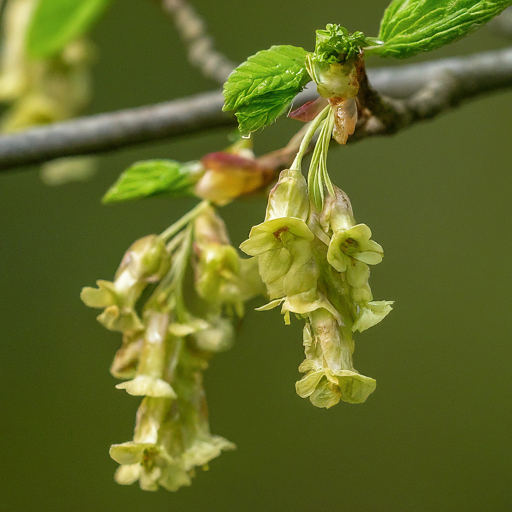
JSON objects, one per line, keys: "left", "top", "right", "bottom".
{"left": 1, "top": 0, "right": 511, "bottom": 510}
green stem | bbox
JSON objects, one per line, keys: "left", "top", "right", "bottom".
{"left": 159, "top": 200, "right": 209, "bottom": 241}
{"left": 308, "top": 108, "right": 335, "bottom": 209}
{"left": 289, "top": 105, "right": 330, "bottom": 172}
{"left": 170, "top": 223, "right": 194, "bottom": 321}
{"left": 146, "top": 223, "right": 195, "bottom": 312}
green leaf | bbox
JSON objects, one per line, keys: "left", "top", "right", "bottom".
{"left": 313, "top": 24, "right": 372, "bottom": 64}
{"left": 373, "top": 0, "right": 512, "bottom": 58}
{"left": 27, "top": 0, "right": 112, "bottom": 59}
{"left": 223, "top": 45, "right": 310, "bottom": 136}
{"left": 102, "top": 160, "right": 203, "bottom": 204}
{"left": 233, "top": 89, "right": 300, "bottom": 137}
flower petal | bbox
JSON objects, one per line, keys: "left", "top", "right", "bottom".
{"left": 255, "top": 298, "right": 284, "bottom": 311}
{"left": 327, "top": 239, "right": 348, "bottom": 272}
{"left": 182, "top": 436, "right": 235, "bottom": 471}
{"left": 80, "top": 280, "right": 116, "bottom": 308}
{"left": 298, "top": 359, "right": 317, "bottom": 374}
{"left": 158, "top": 464, "right": 192, "bottom": 492}
{"left": 253, "top": 217, "right": 314, "bottom": 242}
{"left": 283, "top": 293, "right": 342, "bottom": 324}
{"left": 309, "top": 377, "right": 342, "bottom": 409}
{"left": 346, "top": 260, "right": 369, "bottom": 289}
{"left": 345, "top": 223, "right": 372, "bottom": 241}
{"left": 355, "top": 251, "right": 383, "bottom": 265}
{"left": 168, "top": 318, "right": 209, "bottom": 337}
{"left": 115, "top": 464, "right": 141, "bottom": 485}
{"left": 97, "top": 306, "right": 144, "bottom": 333}
{"left": 335, "top": 370, "right": 377, "bottom": 404}
{"left": 110, "top": 442, "right": 151, "bottom": 465}
{"left": 352, "top": 300, "right": 394, "bottom": 333}
{"left": 239, "top": 232, "right": 279, "bottom": 256}
{"left": 295, "top": 369, "right": 324, "bottom": 398}
{"left": 116, "top": 376, "right": 177, "bottom": 398}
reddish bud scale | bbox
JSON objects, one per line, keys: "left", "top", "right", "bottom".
{"left": 194, "top": 152, "right": 274, "bottom": 205}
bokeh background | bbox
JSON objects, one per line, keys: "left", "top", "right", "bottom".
{"left": 1, "top": 0, "right": 511, "bottom": 510}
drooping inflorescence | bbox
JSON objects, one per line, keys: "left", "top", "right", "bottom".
{"left": 81, "top": 203, "right": 264, "bottom": 491}
{"left": 240, "top": 169, "right": 392, "bottom": 407}
{"left": 0, "top": 0, "right": 503, "bottom": 494}
{"left": 80, "top": 21, "right": 397, "bottom": 491}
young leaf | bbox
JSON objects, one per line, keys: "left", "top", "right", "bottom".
{"left": 313, "top": 24, "right": 372, "bottom": 63}
{"left": 102, "top": 160, "right": 203, "bottom": 204}
{"left": 233, "top": 89, "right": 300, "bottom": 137}
{"left": 373, "top": 0, "right": 512, "bottom": 58}
{"left": 223, "top": 45, "right": 310, "bottom": 136}
{"left": 27, "top": 0, "right": 112, "bottom": 59}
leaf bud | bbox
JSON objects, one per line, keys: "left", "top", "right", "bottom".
{"left": 194, "top": 152, "right": 273, "bottom": 205}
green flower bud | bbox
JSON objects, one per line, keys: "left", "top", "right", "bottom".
{"left": 314, "top": 185, "right": 355, "bottom": 238}
{"left": 350, "top": 283, "right": 373, "bottom": 306}
{"left": 192, "top": 315, "right": 235, "bottom": 352}
{"left": 118, "top": 235, "right": 170, "bottom": 283}
{"left": 195, "top": 243, "right": 244, "bottom": 316}
{"left": 265, "top": 169, "right": 310, "bottom": 222}
{"left": 81, "top": 235, "right": 170, "bottom": 333}
{"left": 194, "top": 206, "right": 230, "bottom": 246}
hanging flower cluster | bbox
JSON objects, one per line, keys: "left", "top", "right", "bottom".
{"left": 80, "top": 22, "right": 396, "bottom": 492}
{"left": 81, "top": 203, "right": 264, "bottom": 490}
{"left": 241, "top": 169, "right": 392, "bottom": 408}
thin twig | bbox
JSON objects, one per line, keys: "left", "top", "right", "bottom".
{"left": 160, "top": 0, "right": 236, "bottom": 84}
{"left": 0, "top": 46, "right": 511, "bottom": 172}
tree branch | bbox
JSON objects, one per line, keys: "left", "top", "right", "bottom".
{"left": 0, "top": 46, "right": 511, "bottom": 172}
{"left": 159, "top": 0, "right": 236, "bottom": 84}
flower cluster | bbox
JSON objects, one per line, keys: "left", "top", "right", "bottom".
{"left": 241, "top": 169, "right": 392, "bottom": 408}
{"left": 81, "top": 203, "right": 264, "bottom": 490}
